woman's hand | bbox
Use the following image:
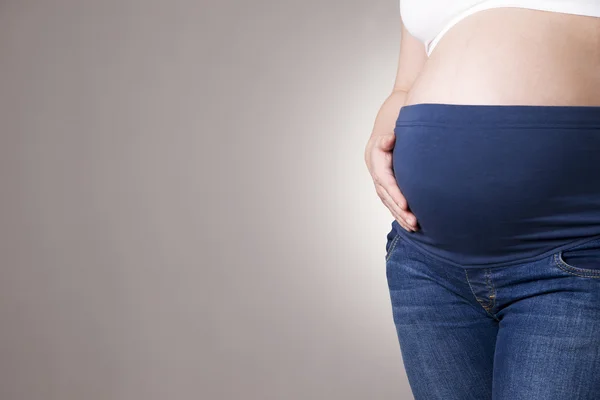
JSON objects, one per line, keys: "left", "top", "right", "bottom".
{"left": 365, "top": 133, "right": 418, "bottom": 232}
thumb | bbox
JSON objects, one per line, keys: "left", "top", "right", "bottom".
{"left": 379, "top": 133, "right": 396, "bottom": 149}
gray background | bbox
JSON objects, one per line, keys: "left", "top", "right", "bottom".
{"left": 0, "top": 0, "right": 411, "bottom": 398}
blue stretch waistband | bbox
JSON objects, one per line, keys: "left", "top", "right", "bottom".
{"left": 396, "top": 103, "right": 600, "bottom": 127}
{"left": 391, "top": 103, "right": 600, "bottom": 269}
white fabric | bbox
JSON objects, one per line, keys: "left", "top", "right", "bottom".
{"left": 400, "top": 0, "right": 600, "bottom": 56}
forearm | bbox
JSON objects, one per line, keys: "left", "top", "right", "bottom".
{"left": 370, "top": 89, "right": 408, "bottom": 138}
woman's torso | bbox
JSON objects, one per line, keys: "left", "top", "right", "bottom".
{"left": 403, "top": 7, "right": 600, "bottom": 107}
{"left": 391, "top": 7, "right": 600, "bottom": 268}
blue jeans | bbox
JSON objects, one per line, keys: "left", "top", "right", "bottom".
{"left": 385, "top": 221, "right": 600, "bottom": 400}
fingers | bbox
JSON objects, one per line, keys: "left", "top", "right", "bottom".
{"left": 372, "top": 134, "right": 418, "bottom": 231}
{"left": 366, "top": 133, "right": 419, "bottom": 231}
{"left": 383, "top": 175, "right": 414, "bottom": 223}
{"left": 376, "top": 182, "right": 417, "bottom": 232}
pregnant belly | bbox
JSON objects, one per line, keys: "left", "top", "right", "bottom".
{"left": 391, "top": 103, "right": 600, "bottom": 267}
{"left": 403, "top": 7, "right": 600, "bottom": 107}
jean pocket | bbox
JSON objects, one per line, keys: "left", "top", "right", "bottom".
{"left": 385, "top": 222, "right": 402, "bottom": 262}
{"left": 553, "top": 235, "right": 600, "bottom": 278}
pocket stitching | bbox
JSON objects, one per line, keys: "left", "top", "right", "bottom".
{"left": 553, "top": 252, "right": 600, "bottom": 278}
{"left": 385, "top": 233, "right": 401, "bottom": 262}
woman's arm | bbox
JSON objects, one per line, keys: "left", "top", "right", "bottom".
{"left": 372, "top": 15, "right": 428, "bottom": 137}
{"left": 364, "top": 14, "right": 427, "bottom": 232}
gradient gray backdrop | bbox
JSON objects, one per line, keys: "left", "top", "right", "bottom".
{"left": 0, "top": 0, "right": 413, "bottom": 398}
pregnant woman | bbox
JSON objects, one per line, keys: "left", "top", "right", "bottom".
{"left": 363, "top": 2, "right": 600, "bottom": 399}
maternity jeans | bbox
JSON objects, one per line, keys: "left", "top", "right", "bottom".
{"left": 384, "top": 103, "right": 600, "bottom": 400}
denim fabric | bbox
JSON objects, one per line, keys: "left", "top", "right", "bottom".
{"left": 384, "top": 223, "right": 600, "bottom": 400}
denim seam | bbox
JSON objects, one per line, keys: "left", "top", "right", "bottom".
{"left": 553, "top": 252, "right": 600, "bottom": 278}
{"left": 385, "top": 234, "right": 401, "bottom": 262}
{"left": 464, "top": 270, "right": 500, "bottom": 320}
{"left": 485, "top": 268, "right": 497, "bottom": 311}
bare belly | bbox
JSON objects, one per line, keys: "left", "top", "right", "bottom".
{"left": 403, "top": 7, "right": 600, "bottom": 107}
{"left": 390, "top": 8, "right": 600, "bottom": 268}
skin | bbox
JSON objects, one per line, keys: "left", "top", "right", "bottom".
{"left": 364, "top": 7, "right": 600, "bottom": 232}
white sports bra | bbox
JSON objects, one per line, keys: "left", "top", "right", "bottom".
{"left": 400, "top": 0, "right": 600, "bottom": 56}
